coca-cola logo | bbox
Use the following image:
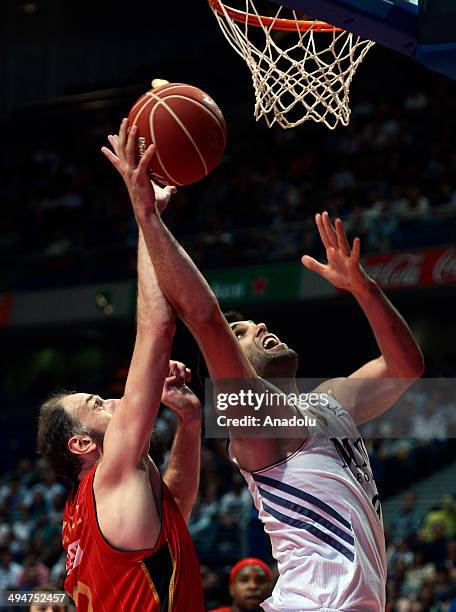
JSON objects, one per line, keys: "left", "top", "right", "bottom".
{"left": 432, "top": 248, "right": 456, "bottom": 284}
{"left": 364, "top": 253, "right": 424, "bottom": 287}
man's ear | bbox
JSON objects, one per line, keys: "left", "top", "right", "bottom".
{"left": 68, "top": 435, "right": 97, "bottom": 456}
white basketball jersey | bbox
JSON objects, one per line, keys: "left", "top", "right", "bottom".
{"left": 230, "top": 394, "right": 386, "bottom": 612}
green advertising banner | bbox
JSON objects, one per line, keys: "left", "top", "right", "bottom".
{"left": 206, "top": 262, "right": 302, "bottom": 304}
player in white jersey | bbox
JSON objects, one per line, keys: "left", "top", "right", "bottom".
{"left": 103, "top": 125, "right": 425, "bottom": 611}
{"left": 234, "top": 392, "right": 386, "bottom": 611}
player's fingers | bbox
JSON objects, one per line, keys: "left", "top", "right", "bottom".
{"left": 101, "top": 147, "right": 122, "bottom": 172}
{"left": 352, "top": 237, "right": 361, "bottom": 260}
{"left": 118, "top": 118, "right": 128, "bottom": 154}
{"left": 327, "top": 246, "right": 340, "bottom": 266}
{"left": 170, "top": 360, "right": 182, "bottom": 370}
{"left": 335, "top": 218, "right": 351, "bottom": 256}
{"left": 301, "top": 255, "right": 327, "bottom": 277}
{"left": 169, "top": 362, "right": 179, "bottom": 377}
{"left": 315, "top": 213, "right": 331, "bottom": 250}
{"left": 125, "top": 125, "right": 137, "bottom": 167}
{"left": 176, "top": 363, "right": 187, "bottom": 383}
{"left": 137, "top": 144, "right": 156, "bottom": 176}
{"left": 322, "top": 211, "right": 338, "bottom": 248}
{"left": 185, "top": 367, "right": 192, "bottom": 382}
{"left": 108, "top": 134, "right": 119, "bottom": 156}
{"left": 164, "top": 375, "right": 178, "bottom": 389}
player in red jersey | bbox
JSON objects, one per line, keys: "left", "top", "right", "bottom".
{"left": 37, "top": 145, "right": 205, "bottom": 611}
{"left": 209, "top": 558, "right": 273, "bottom": 612}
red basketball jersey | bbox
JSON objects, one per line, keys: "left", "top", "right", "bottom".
{"left": 62, "top": 465, "right": 204, "bottom": 612}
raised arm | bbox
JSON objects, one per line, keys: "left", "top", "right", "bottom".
{"left": 97, "top": 229, "right": 175, "bottom": 482}
{"left": 159, "top": 361, "right": 201, "bottom": 522}
{"left": 102, "top": 121, "right": 283, "bottom": 472}
{"left": 302, "top": 212, "right": 424, "bottom": 424}
{"left": 101, "top": 120, "right": 256, "bottom": 382}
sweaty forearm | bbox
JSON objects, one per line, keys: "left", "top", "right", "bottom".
{"left": 137, "top": 229, "right": 175, "bottom": 326}
{"left": 137, "top": 211, "right": 220, "bottom": 328}
{"left": 353, "top": 278, "right": 424, "bottom": 377}
{"left": 163, "top": 417, "right": 201, "bottom": 522}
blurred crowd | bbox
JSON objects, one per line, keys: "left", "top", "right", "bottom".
{"left": 385, "top": 490, "right": 456, "bottom": 611}
{"left": 1, "top": 83, "right": 456, "bottom": 291}
{"left": 0, "top": 430, "right": 455, "bottom": 610}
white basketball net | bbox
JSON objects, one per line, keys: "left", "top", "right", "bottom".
{"left": 210, "top": 0, "right": 375, "bottom": 129}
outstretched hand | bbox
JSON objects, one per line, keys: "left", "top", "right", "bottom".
{"left": 161, "top": 360, "right": 201, "bottom": 425}
{"left": 301, "top": 211, "right": 370, "bottom": 293}
{"left": 101, "top": 118, "right": 176, "bottom": 217}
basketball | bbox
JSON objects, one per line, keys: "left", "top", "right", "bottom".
{"left": 128, "top": 83, "right": 227, "bottom": 186}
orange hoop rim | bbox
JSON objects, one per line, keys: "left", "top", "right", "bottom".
{"left": 208, "top": 0, "right": 343, "bottom": 32}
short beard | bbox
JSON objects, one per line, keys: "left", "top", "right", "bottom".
{"left": 85, "top": 427, "right": 165, "bottom": 467}
{"left": 85, "top": 427, "right": 105, "bottom": 449}
{"left": 248, "top": 348, "right": 299, "bottom": 379}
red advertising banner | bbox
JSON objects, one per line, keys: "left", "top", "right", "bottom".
{"left": 362, "top": 246, "right": 456, "bottom": 289}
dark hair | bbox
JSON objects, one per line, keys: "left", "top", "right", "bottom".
{"left": 36, "top": 391, "right": 85, "bottom": 485}
{"left": 224, "top": 311, "right": 245, "bottom": 324}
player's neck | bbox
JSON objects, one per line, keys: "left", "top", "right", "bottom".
{"left": 78, "top": 454, "right": 102, "bottom": 480}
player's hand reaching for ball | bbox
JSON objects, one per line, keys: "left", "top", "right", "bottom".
{"left": 301, "top": 212, "right": 371, "bottom": 294}
{"left": 101, "top": 118, "right": 176, "bottom": 217}
{"left": 161, "top": 360, "right": 201, "bottom": 425}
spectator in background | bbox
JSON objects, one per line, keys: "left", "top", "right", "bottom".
{"left": 420, "top": 496, "right": 456, "bottom": 541}
{"left": 209, "top": 558, "right": 273, "bottom": 612}
{"left": 188, "top": 488, "right": 219, "bottom": 554}
{"left": 391, "top": 491, "right": 426, "bottom": 542}
{"left": 27, "top": 491, "right": 49, "bottom": 522}
{"left": 0, "top": 548, "right": 22, "bottom": 590}
{"left": 219, "top": 473, "right": 252, "bottom": 522}
{"left": 215, "top": 512, "right": 242, "bottom": 560}
{"left": 399, "top": 548, "right": 435, "bottom": 598}
{"left": 0, "top": 508, "right": 10, "bottom": 546}
{"left": 11, "top": 505, "right": 35, "bottom": 547}
{"left": 18, "top": 551, "right": 50, "bottom": 590}
{"left": 47, "top": 494, "right": 66, "bottom": 527}
{"left": 201, "top": 564, "right": 225, "bottom": 611}
{"left": 425, "top": 523, "right": 449, "bottom": 566}
{"left": 23, "top": 471, "right": 66, "bottom": 511}
{"left": 0, "top": 478, "right": 26, "bottom": 521}
{"left": 0, "top": 458, "right": 35, "bottom": 488}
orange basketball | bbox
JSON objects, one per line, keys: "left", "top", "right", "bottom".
{"left": 128, "top": 83, "right": 227, "bottom": 186}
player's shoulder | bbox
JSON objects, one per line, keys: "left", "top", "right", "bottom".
{"left": 312, "top": 376, "right": 345, "bottom": 396}
{"left": 312, "top": 377, "right": 346, "bottom": 411}
{"left": 312, "top": 378, "right": 350, "bottom": 417}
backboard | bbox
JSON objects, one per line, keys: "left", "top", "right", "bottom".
{"left": 269, "top": 0, "right": 456, "bottom": 80}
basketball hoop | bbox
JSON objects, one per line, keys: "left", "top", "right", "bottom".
{"left": 208, "top": 0, "right": 375, "bottom": 129}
